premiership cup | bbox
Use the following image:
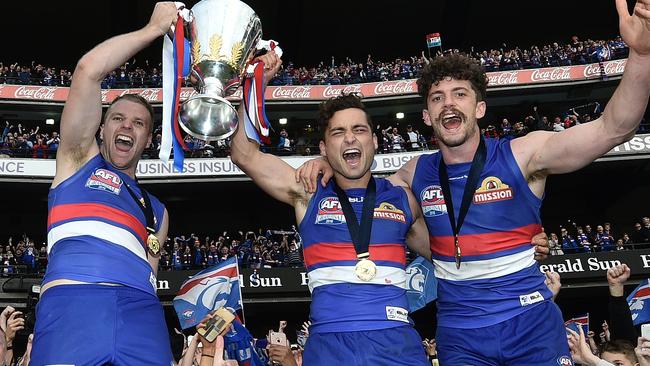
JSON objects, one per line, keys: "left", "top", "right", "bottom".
{"left": 179, "top": 0, "right": 262, "bottom": 141}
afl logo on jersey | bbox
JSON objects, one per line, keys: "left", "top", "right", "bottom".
{"left": 85, "top": 168, "right": 123, "bottom": 195}
{"left": 315, "top": 197, "right": 346, "bottom": 225}
{"left": 473, "top": 176, "right": 513, "bottom": 204}
{"left": 420, "top": 185, "right": 447, "bottom": 217}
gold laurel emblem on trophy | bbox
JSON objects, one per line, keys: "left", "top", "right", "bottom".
{"left": 229, "top": 41, "right": 244, "bottom": 70}
{"left": 191, "top": 41, "right": 205, "bottom": 66}
{"left": 209, "top": 34, "right": 223, "bottom": 61}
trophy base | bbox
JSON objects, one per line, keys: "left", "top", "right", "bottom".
{"left": 178, "top": 94, "right": 238, "bottom": 141}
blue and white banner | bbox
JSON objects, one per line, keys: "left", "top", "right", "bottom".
{"left": 405, "top": 256, "right": 437, "bottom": 312}
{"left": 173, "top": 257, "right": 242, "bottom": 329}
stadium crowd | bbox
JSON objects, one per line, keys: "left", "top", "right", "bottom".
{"left": 0, "top": 36, "right": 629, "bottom": 88}
{"left": 2, "top": 213, "right": 649, "bottom": 277}
{"left": 4, "top": 103, "right": 647, "bottom": 160}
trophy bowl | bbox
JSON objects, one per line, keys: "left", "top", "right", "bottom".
{"left": 179, "top": 0, "right": 262, "bottom": 141}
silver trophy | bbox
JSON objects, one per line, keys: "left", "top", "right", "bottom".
{"left": 179, "top": 0, "right": 262, "bottom": 141}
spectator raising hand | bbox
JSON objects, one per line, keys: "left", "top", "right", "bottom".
{"left": 607, "top": 263, "right": 631, "bottom": 297}
{"left": 544, "top": 271, "right": 562, "bottom": 301}
{"left": 267, "top": 343, "right": 298, "bottom": 366}
{"left": 637, "top": 337, "right": 650, "bottom": 366}
{"left": 567, "top": 325, "right": 604, "bottom": 366}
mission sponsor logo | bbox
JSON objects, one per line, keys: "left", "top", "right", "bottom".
{"left": 315, "top": 197, "right": 346, "bottom": 225}
{"left": 85, "top": 168, "right": 123, "bottom": 195}
{"left": 374, "top": 202, "right": 406, "bottom": 223}
{"left": 473, "top": 176, "right": 513, "bottom": 204}
{"left": 420, "top": 185, "right": 447, "bottom": 217}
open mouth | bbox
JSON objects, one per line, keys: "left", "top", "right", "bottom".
{"left": 440, "top": 110, "right": 464, "bottom": 130}
{"left": 342, "top": 148, "right": 361, "bottom": 166}
{"left": 115, "top": 134, "right": 134, "bottom": 152}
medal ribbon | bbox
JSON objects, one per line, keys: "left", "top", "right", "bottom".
{"left": 332, "top": 178, "right": 376, "bottom": 259}
{"left": 123, "top": 182, "right": 156, "bottom": 238}
{"left": 438, "top": 136, "right": 486, "bottom": 269}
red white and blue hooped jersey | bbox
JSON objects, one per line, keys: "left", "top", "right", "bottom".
{"left": 44, "top": 154, "right": 164, "bottom": 295}
{"left": 411, "top": 138, "right": 551, "bottom": 329}
{"left": 300, "top": 178, "right": 413, "bottom": 334}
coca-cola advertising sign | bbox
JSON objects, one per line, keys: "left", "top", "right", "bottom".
{"left": 322, "top": 84, "right": 363, "bottom": 98}
{"left": 270, "top": 86, "right": 312, "bottom": 99}
{"left": 488, "top": 71, "right": 519, "bottom": 86}
{"left": 583, "top": 59, "right": 627, "bottom": 78}
{"left": 13, "top": 86, "right": 57, "bottom": 100}
{"left": 530, "top": 67, "right": 572, "bottom": 82}
{"left": 0, "top": 60, "right": 630, "bottom": 104}
{"left": 373, "top": 80, "right": 416, "bottom": 95}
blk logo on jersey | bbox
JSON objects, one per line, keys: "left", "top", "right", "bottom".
{"left": 473, "top": 176, "right": 513, "bottom": 204}
{"left": 85, "top": 168, "right": 123, "bottom": 195}
{"left": 374, "top": 202, "right": 406, "bottom": 223}
{"left": 315, "top": 197, "right": 346, "bottom": 225}
{"left": 420, "top": 185, "right": 447, "bottom": 217}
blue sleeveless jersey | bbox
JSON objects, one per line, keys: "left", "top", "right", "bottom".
{"left": 300, "top": 178, "right": 413, "bottom": 334}
{"left": 411, "top": 138, "right": 551, "bottom": 328}
{"left": 44, "top": 154, "right": 165, "bottom": 295}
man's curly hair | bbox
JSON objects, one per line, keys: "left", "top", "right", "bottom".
{"left": 417, "top": 53, "right": 489, "bottom": 105}
{"left": 318, "top": 93, "right": 373, "bottom": 140}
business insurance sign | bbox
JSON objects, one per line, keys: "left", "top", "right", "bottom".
{"left": 2, "top": 135, "right": 649, "bottom": 179}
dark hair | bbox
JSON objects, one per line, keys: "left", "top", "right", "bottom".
{"left": 417, "top": 53, "right": 489, "bottom": 105}
{"left": 104, "top": 94, "right": 155, "bottom": 132}
{"left": 317, "top": 93, "right": 373, "bottom": 140}
{"left": 599, "top": 340, "right": 638, "bottom": 363}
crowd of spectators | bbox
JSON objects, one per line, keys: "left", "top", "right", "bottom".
{"left": 7, "top": 101, "right": 646, "bottom": 160}
{"left": 548, "top": 216, "right": 650, "bottom": 255}
{"left": 156, "top": 228, "right": 304, "bottom": 272}
{"left": 2, "top": 214, "right": 649, "bottom": 276}
{"left": 0, "top": 36, "right": 629, "bottom": 89}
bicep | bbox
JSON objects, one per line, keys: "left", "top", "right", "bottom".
{"left": 56, "top": 69, "right": 103, "bottom": 179}
{"left": 235, "top": 151, "right": 306, "bottom": 206}
{"left": 523, "top": 121, "right": 619, "bottom": 176}
{"left": 405, "top": 188, "right": 431, "bottom": 260}
{"left": 388, "top": 156, "right": 419, "bottom": 188}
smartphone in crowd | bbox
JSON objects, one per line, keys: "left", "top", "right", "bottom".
{"left": 268, "top": 331, "right": 289, "bottom": 347}
{"left": 642, "top": 323, "right": 650, "bottom": 339}
{"left": 197, "top": 308, "right": 235, "bottom": 343}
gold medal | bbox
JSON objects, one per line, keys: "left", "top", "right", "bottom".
{"left": 147, "top": 234, "right": 160, "bottom": 255}
{"left": 354, "top": 258, "right": 377, "bottom": 281}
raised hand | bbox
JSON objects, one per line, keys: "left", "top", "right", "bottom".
{"left": 616, "top": 0, "right": 650, "bottom": 57}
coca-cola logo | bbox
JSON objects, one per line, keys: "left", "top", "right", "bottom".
{"left": 13, "top": 86, "right": 57, "bottom": 100}
{"left": 118, "top": 89, "right": 160, "bottom": 102}
{"left": 373, "top": 81, "right": 415, "bottom": 96}
{"left": 179, "top": 88, "right": 198, "bottom": 101}
{"left": 322, "top": 85, "right": 363, "bottom": 98}
{"left": 583, "top": 60, "right": 626, "bottom": 78}
{"left": 488, "top": 71, "right": 519, "bottom": 86}
{"left": 530, "top": 67, "right": 571, "bottom": 82}
{"left": 270, "top": 86, "right": 312, "bottom": 99}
